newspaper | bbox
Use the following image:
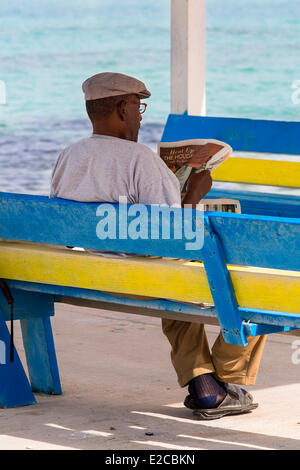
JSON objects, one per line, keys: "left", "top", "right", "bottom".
{"left": 157, "top": 138, "right": 241, "bottom": 213}
{"left": 157, "top": 138, "right": 232, "bottom": 194}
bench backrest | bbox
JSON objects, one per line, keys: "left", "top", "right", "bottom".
{"left": 161, "top": 114, "right": 300, "bottom": 189}
{"left": 0, "top": 192, "right": 299, "bottom": 272}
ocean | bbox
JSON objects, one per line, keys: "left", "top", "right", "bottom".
{"left": 0, "top": 0, "right": 299, "bottom": 195}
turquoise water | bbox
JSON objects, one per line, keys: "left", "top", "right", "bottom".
{"left": 0, "top": 0, "right": 299, "bottom": 194}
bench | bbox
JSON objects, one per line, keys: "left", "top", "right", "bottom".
{"left": 0, "top": 114, "right": 299, "bottom": 408}
{"left": 162, "top": 114, "right": 300, "bottom": 218}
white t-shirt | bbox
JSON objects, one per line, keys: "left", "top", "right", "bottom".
{"left": 50, "top": 134, "right": 181, "bottom": 257}
{"left": 50, "top": 134, "right": 181, "bottom": 206}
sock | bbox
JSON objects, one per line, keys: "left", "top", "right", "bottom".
{"left": 188, "top": 373, "right": 227, "bottom": 409}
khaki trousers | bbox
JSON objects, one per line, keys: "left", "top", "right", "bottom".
{"left": 162, "top": 319, "right": 267, "bottom": 387}
{"left": 104, "top": 291, "right": 267, "bottom": 388}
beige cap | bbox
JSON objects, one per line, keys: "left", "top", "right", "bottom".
{"left": 82, "top": 72, "right": 151, "bottom": 101}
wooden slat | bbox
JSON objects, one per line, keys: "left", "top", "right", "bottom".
{"left": 161, "top": 114, "right": 300, "bottom": 155}
{"left": 0, "top": 242, "right": 299, "bottom": 314}
{"left": 209, "top": 213, "right": 300, "bottom": 272}
{"left": 54, "top": 297, "right": 300, "bottom": 337}
{"left": 207, "top": 189, "right": 300, "bottom": 218}
{"left": 211, "top": 157, "right": 300, "bottom": 188}
{"left": 60, "top": 297, "right": 220, "bottom": 326}
{"left": 0, "top": 192, "right": 299, "bottom": 271}
{"left": 161, "top": 114, "right": 300, "bottom": 188}
{"left": 0, "top": 192, "right": 201, "bottom": 260}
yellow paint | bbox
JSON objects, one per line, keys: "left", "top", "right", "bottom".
{"left": 0, "top": 242, "right": 299, "bottom": 314}
{"left": 212, "top": 157, "right": 300, "bottom": 188}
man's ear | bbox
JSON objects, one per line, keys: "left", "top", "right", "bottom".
{"left": 116, "top": 100, "right": 127, "bottom": 121}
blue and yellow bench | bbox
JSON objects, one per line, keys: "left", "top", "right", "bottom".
{"left": 0, "top": 114, "right": 299, "bottom": 408}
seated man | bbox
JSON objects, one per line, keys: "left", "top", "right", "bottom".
{"left": 50, "top": 72, "right": 266, "bottom": 420}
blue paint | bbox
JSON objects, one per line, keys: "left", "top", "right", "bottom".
{"left": 209, "top": 213, "right": 300, "bottom": 272}
{"left": 238, "top": 307, "right": 300, "bottom": 329}
{"left": 206, "top": 189, "right": 300, "bottom": 219}
{"left": 161, "top": 114, "right": 300, "bottom": 155}
{"left": 243, "top": 323, "right": 298, "bottom": 337}
{"left": 0, "top": 308, "right": 36, "bottom": 408}
{"left": 21, "top": 315, "right": 61, "bottom": 395}
{"left": 0, "top": 289, "right": 55, "bottom": 321}
{"left": 0, "top": 287, "right": 61, "bottom": 403}
{"left": 0, "top": 193, "right": 299, "bottom": 271}
{"left": 41, "top": 316, "right": 62, "bottom": 394}
{"left": 202, "top": 216, "right": 247, "bottom": 346}
{"left": 0, "top": 192, "right": 204, "bottom": 259}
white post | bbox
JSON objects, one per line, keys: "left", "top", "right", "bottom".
{"left": 171, "top": 0, "right": 206, "bottom": 116}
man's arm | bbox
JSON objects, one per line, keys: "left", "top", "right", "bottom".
{"left": 181, "top": 170, "right": 212, "bottom": 208}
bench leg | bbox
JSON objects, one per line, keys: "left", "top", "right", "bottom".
{"left": 0, "top": 310, "right": 36, "bottom": 408}
{"left": 20, "top": 316, "right": 62, "bottom": 395}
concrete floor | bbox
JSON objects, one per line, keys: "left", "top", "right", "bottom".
{"left": 0, "top": 302, "right": 300, "bottom": 450}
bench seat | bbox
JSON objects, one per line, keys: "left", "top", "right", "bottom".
{"left": 0, "top": 241, "right": 299, "bottom": 315}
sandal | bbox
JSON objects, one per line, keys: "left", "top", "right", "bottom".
{"left": 184, "top": 383, "right": 258, "bottom": 420}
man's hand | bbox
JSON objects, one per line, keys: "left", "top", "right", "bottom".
{"left": 181, "top": 170, "right": 212, "bottom": 207}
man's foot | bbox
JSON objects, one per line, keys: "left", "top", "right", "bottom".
{"left": 184, "top": 375, "right": 258, "bottom": 420}
{"left": 184, "top": 373, "right": 227, "bottom": 410}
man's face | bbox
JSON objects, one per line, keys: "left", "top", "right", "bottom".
{"left": 124, "top": 95, "right": 143, "bottom": 142}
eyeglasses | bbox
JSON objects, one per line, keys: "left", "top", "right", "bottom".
{"left": 124, "top": 100, "right": 147, "bottom": 114}
{"left": 139, "top": 103, "right": 147, "bottom": 114}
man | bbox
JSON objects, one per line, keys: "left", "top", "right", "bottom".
{"left": 51, "top": 72, "right": 266, "bottom": 420}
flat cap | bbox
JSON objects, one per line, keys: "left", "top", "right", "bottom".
{"left": 82, "top": 72, "right": 151, "bottom": 101}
